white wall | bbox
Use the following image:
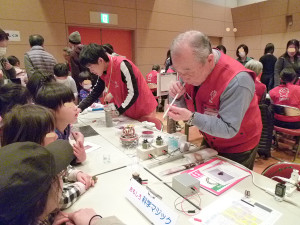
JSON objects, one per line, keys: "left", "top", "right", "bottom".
{"left": 195, "top": 0, "right": 268, "bottom": 8}
{"left": 237, "top": 0, "right": 267, "bottom": 7}
{"left": 194, "top": 0, "right": 237, "bottom": 8}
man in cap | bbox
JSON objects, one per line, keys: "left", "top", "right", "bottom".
{"left": 69, "top": 31, "right": 88, "bottom": 91}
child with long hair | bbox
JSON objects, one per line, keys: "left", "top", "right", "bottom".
{"left": 35, "top": 82, "right": 86, "bottom": 163}
{"left": 1, "top": 104, "right": 95, "bottom": 210}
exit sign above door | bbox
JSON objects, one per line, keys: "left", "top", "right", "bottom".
{"left": 90, "top": 12, "right": 118, "bottom": 25}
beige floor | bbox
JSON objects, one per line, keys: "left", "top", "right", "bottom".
{"left": 155, "top": 112, "right": 300, "bottom": 174}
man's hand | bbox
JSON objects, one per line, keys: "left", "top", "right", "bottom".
{"left": 169, "top": 81, "right": 186, "bottom": 99}
{"left": 167, "top": 105, "right": 193, "bottom": 121}
{"left": 104, "top": 92, "right": 113, "bottom": 103}
{"left": 68, "top": 209, "right": 100, "bottom": 225}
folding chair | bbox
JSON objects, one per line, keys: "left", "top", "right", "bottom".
{"left": 272, "top": 104, "right": 300, "bottom": 161}
{"left": 262, "top": 162, "right": 300, "bottom": 184}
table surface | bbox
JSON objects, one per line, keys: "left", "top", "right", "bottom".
{"left": 66, "top": 111, "right": 300, "bottom": 225}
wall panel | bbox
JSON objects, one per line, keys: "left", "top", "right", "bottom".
{"left": 0, "top": 20, "right": 66, "bottom": 46}
{"left": 288, "top": 0, "right": 300, "bottom": 14}
{"left": 136, "top": 0, "right": 192, "bottom": 16}
{"left": 135, "top": 47, "right": 168, "bottom": 66}
{"left": 234, "top": 20, "right": 262, "bottom": 37}
{"left": 137, "top": 11, "right": 193, "bottom": 32}
{"left": 64, "top": 1, "right": 136, "bottom": 29}
{"left": 0, "top": 0, "right": 65, "bottom": 23}
{"left": 65, "top": 0, "right": 136, "bottom": 9}
{"left": 261, "top": 16, "right": 287, "bottom": 35}
{"left": 258, "top": 0, "right": 288, "bottom": 18}
{"left": 193, "top": 1, "right": 225, "bottom": 21}
{"left": 288, "top": 13, "right": 300, "bottom": 32}
{"left": 136, "top": 29, "right": 180, "bottom": 48}
{"left": 232, "top": 4, "right": 260, "bottom": 22}
{"left": 193, "top": 18, "right": 224, "bottom": 37}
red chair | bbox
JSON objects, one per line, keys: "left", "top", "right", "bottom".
{"left": 272, "top": 104, "right": 300, "bottom": 161}
{"left": 262, "top": 162, "right": 300, "bottom": 185}
{"left": 138, "top": 116, "right": 163, "bottom": 131}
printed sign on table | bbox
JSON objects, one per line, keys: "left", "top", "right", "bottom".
{"left": 125, "top": 179, "right": 178, "bottom": 225}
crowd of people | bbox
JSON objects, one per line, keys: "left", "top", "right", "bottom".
{"left": 0, "top": 26, "right": 300, "bottom": 224}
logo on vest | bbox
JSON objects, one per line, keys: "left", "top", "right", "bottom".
{"left": 209, "top": 90, "right": 217, "bottom": 103}
{"left": 279, "top": 87, "right": 289, "bottom": 101}
{"left": 114, "top": 81, "right": 119, "bottom": 88}
{"left": 147, "top": 73, "right": 152, "bottom": 82}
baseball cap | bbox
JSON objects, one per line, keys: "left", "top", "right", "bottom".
{"left": 0, "top": 140, "right": 75, "bottom": 222}
{"left": 69, "top": 31, "right": 81, "bottom": 44}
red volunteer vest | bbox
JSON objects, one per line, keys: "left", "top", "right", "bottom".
{"left": 184, "top": 53, "right": 262, "bottom": 153}
{"left": 101, "top": 56, "right": 157, "bottom": 120}
{"left": 146, "top": 70, "right": 158, "bottom": 84}
{"left": 255, "top": 78, "right": 266, "bottom": 103}
{"left": 269, "top": 83, "right": 300, "bottom": 122}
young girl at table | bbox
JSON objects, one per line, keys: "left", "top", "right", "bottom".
{"left": 1, "top": 104, "right": 96, "bottom": 210}
{"left": 35, "top": 82, "right": 86, "bottom": 163}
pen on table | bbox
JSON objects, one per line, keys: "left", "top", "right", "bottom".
{"left": 159, "top": 162, "right": 199, "bottom": 176}
{"left": 146, "top": 186, "right": 162, "bottom": 200}
{"left": 163, "top": 82, "right": 185, "bottom": 119}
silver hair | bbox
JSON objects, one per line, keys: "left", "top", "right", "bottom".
{"left": 170, "top": 30, "right": 212, "bottom": 64}
{"left": 244, "top": 59, "right": 263, "bottom": 76}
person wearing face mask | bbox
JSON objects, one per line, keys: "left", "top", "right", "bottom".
{"left": 274, "top": 39, "right": 300, "bottom": 87}
{"left": 236, "top": 44, "right": 253, "bottom": 66}
{"left": 0, "top": 28, "right": 16, "bottom": 85}
{"left": 78, "top": 71, "right": 95, "bottom": 103}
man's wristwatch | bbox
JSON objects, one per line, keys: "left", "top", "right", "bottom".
{"left": 186, "top": 112, "right": 195, "bottom": 126}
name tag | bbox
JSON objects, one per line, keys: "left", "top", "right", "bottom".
{"left": 125, "top": 179, "right": 178, "bottom": 225}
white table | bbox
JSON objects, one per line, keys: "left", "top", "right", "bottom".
{"left": 67, "top": 111, "right": 300, "bottom": 225}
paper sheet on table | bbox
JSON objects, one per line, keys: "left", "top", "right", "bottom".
{"left": 183, "top": 158, "right": 251, "bottom": 195}
{"left": 200, "top": 159, "right": 250, "bottom": 185}
{"left": 190, "top": 190, "right": 281, "bottom": 225}
{"left": 84, "top": 141, "right": 101, "bottom": 153}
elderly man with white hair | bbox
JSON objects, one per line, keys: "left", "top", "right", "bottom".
{"left": 167, "top": 31, "right": 262, "bottom": 169}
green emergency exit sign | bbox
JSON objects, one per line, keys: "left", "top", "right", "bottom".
{"left": 101, "top": 13, "right": 109, "bottom": 23}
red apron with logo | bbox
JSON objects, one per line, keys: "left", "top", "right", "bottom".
{"left": 146, "top": 70, "right": 158, "bottom": 84}
{"left": 269, "top": 83, "right": 300, "bottom": 122}
{"left": 101, "top": 56, "right": 157, "bottom": 120}
{"left": 184, "top": 52, "right": 262, "bottom": 153}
